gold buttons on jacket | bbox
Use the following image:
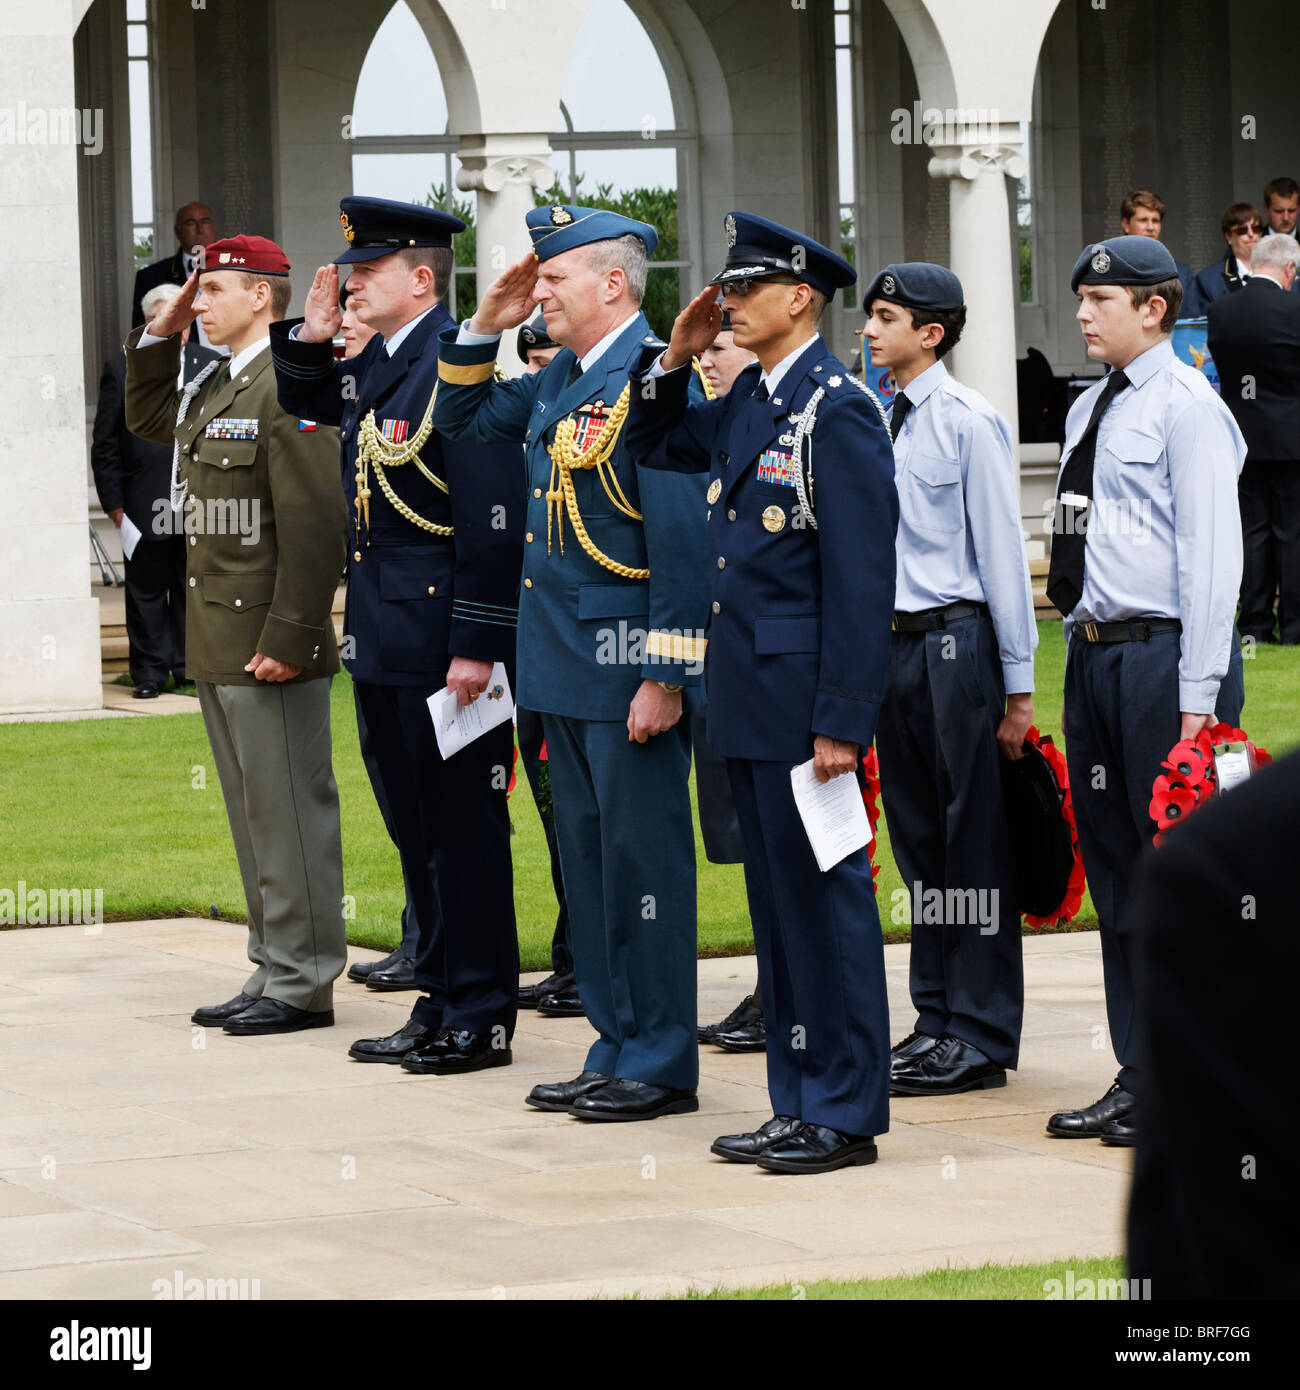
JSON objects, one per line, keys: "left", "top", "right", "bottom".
{"left": 427, "top": 586, "right": 436, "bottom": 596}
{"left": 525, "top": 532, "right": 534, "bottom": 543}
{"left": 717, "top": 556, "right": 726, "bottom": 569}
{"left": 524, "top": 578, "right": 533, "bottom": 589}
{"left": 354, "top": 551, "right": 362, "bottom": 562}
{"left": 534, "top": 487, "right": 542, "bottom": 498}
{"left": 727, "top": 509, "right": 737, "bottom": 522}
{"left": 707, "top": 479, "right": 721, "bottom": 504}
{"left": 712, "top": 600, "right": 721, "bottom": 614}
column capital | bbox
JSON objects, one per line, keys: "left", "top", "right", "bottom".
{"left": 927, "top": 127, "right": 1027, "bottom": 182}
{"left": 455, "top": 147, "right": 555, "bottom": 195}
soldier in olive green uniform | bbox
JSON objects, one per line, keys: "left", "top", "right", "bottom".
{"left": 124, "top": 234, "right": 350, "bottom": 1036}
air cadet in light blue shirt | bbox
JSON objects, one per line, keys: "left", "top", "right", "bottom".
{"left": 864, "top": 263, "right": 1037, "bottom": 1100}
{"left": 1044, "top": 235, "right": 1246, "bottom": 1149}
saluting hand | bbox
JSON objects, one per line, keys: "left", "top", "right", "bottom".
{"left": 299, "top": 265, "right": 343, "bottom": 343}
{"left": 467, "top": 253, "right": 540, "bottom": 336}
{"left": 146, "top": 268, "right": 202, "bottom": 339}
{"left": 661, "top": 285, "right": 722, "bottom": 371}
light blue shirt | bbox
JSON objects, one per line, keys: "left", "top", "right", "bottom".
{"left": 891, "top": 359, "right": 1037, "bottom": 693}
{"left": 1056, "top": 339, "right": 1246, "bottom": 713}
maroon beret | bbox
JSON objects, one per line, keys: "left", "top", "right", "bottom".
{"left": 200, "top": 234, "right": 290, "bottom": 275}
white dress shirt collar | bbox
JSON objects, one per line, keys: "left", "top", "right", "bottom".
{"left": 760, "top": 334, "right": 822, "bottom": 399}
{"left": 227, "top": 336, "right": 270, "bottom": 381}
{"left": 895, "top": 357, "right": 948, "bottom": 410}
{"left": 578, "top": 312, "right": 642, "bottom": 374}
{"left": 383, "top": 306, "right": 436, "bottom": 357}
{"left": 1115, "top": 338, "right": 1174, "bottom": 391}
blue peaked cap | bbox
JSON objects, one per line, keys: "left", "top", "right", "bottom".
{"left": 526, "top": 203, "right": 658, "bottom": 261}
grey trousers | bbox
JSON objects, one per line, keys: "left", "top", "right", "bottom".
{"left": 197, "top": 678, "right": 346, "bottom": 1011}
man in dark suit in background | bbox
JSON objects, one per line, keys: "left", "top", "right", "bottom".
{"left": 1119, "top": 190, "right": 1194, "bottom": 304}
{"left": 91, "top": 281, "right": 191, "bottom": 697}
{"left": 1208, "top": 233, "right": 1300, "bottom": 644}
{"left": 132, "top": 202, "right": 220, "bottom": 332}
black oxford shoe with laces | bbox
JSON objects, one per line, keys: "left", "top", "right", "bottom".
{"left": 1046, "top": 1081, "right": 1135, "bottom": 1138}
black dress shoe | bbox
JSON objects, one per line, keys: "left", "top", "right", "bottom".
{"left": 525, "top": 1070, "right": 612, "bottom": 1112}
{"left": 713, "top": 1018, "right": 766, "bottom": 1052}
{"left": 1099, "top": 1111, "right": 1138, "bottom": 1147}
{"left": 518, "top": 974, "right": 573, "bottom": 1008}
{"left": 536, "top": 989, "right": 584, "bottom": 1017}
{"left": 755, "top": 1123, "right": 878, "bottom": 1174}
{"left": 890, "top": 1035, "right": 1007, "bottom": 1096}
{"left": 347, "top": 1018, "right": 438, "bottom": 1063}
{"left": 222, "top": 998, "right": 334, "bottom": 1035}
{"left": 890, "top": 1030, "right": 940, "bottom": 1069}
{"left": 365, "top": 957, "right": 417, "bottom": 992}
{"left": 347, "top": 946, "right": 405, "bottom": 984}
{"left": 1046, "top": 1081, "right": 1135, "bottom": 1138}
{"left": 710, "top": 1114, "right": 802, "bottom": 1163}
{"left": 400, "top": 1028, "right": 512, "bottom": 1075}
{"left": 570, "top": 1078, "right": 699, "bottom": 1122}
{"left": 191, "top": 992, "right": 259, "bottom": 1026}
{"left": 132, "top": 683, "right": 161, "bottom": 700}
{"left": 699, "top": 993, "right": 761, "bottom": 1045}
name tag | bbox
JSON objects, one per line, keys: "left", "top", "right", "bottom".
{"left": 1060, "top": 491, "right": 1089, "bottom": 509}
{"left": 205, "top": 417, "right": 259, "bottom": 441}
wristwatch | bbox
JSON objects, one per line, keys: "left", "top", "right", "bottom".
{"left": 657, "top": 682, "right": 683, "bottom": 694}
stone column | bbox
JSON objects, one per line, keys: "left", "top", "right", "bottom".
{"left": 456, "top": 140, "right": 555, "bottom": 374}
{"left": 0, "top": 4, "right": 102, "bottom": 715}
{"left": 928, "top": 133, "right": 1027, "bottom": 453}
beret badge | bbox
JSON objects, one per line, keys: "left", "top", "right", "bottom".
{"left": 882, "top": 274, "right": 896, "bottom": 296}
{"left": 1091, "top": 248, "right": 1111, "bottom": 274}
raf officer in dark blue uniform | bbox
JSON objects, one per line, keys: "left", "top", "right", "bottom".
{"left": 626, "top": 212, "right": 899, "bottom": 1173}
{"left": 862, "top": 263, "right": 1037, "bottom": 1097}
{"left": 269, "top": 197, "right": 525, "bottom": 1075}
{"left": 434, "top": 204, "right": 711, "bottom": 1123}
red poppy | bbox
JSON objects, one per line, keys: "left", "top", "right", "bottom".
{"left": 1162, "top": 736, "right": 1213, "bottom": 786}
{"left": 507, "top": 743, "right": 518, "bottom": 797}
{"left": 1252, "top": 744, "right": 1273, "bottom": 768}
{"left": 1207, "top": 722, "right": 1247, "bottom": 745}
{"left": 1149, "top": 773, "right": 1196, "bottom": 830}
{"left": 860, "top": 746, "right": 884, "bottom": 896}
{"left": 1021, "top": 726, "right": 1088, "bottom": 929}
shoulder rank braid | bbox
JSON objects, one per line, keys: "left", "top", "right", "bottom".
{"left": 789, "top": 372, "right": 889, "bottom": 531}
{"left": 543, "top": 357, "right": 715, "bottom": 580}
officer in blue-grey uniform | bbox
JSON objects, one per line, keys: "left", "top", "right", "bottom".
{"left": 269, "top": 196, "right": 526, "bottom": 1076}
{"left": 434, "top": 204, "right": 711, "bottom": 1122}
{"left": 626, "top": 211, "right": 899, "bottom": 1173}
{"left": 1044, "top": 235, "right": 1246, "bottom": 1147}
{"left": 862, "top": 263, "right": 1037, "bottom": 1098}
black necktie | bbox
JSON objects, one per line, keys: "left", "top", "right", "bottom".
{"left": 1046, "top": 369, "right": 1131, "bottom": 618}
{"left": 890, "top": 391, "right": 912, "bottom": 443}
{"left": 753, "top": 379, "right": 769, "bottom": 404}
{"left": 567, "top": 357, "right": 583, "bottom": 387}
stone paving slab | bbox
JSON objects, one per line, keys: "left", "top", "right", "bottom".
{"left": 0, "top": 921, "right": 1128, "bottom": 1298}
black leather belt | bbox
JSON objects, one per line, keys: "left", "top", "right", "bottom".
{"left": 892, "top": 602, "right": 982, "bottom": 633}
{"left": 1075, "top": 618, "right": 1182, "bottom": 643}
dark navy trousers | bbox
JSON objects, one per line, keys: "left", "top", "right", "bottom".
{"left": 353, "top": 681, "right": 518, "bottom": 1038}
{"left": 353, "top": 685, "right": 419, "bottom": 961}
{"left": 876, "top": 610, "right": 1024, "bottom": 1069}
{"left": 1063, "top": 629, "right": 1243, "bottom": 1095}
{"left": 540, "top": 714, "right": 698, "bottom": 1090}
{"left": 726, "top": 757, "right": 891, "bottom": 1137}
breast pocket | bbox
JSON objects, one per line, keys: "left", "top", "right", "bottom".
{"left": 193, "top": 438, "right": 259, "bottom": 499}
{"left": 901, "top": 453, "right": 964, "bottom": 535}
{"left": 1105, "top": 428, "right": 1164, "bottom": 467}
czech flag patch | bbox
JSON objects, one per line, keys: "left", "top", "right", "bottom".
{"left": 298, "top": 420, "right": 317, "bottom": 432}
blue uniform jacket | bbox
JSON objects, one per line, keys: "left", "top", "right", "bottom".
{"left": 269, "top": 302, "right": 524, "bottom": 687}
{"left": 434, "top": 314, "right": 710, "bottom": 721}
{"left": 625, "top": 339, "right": 899, "bottom": 763}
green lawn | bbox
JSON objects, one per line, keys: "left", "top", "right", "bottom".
{"left": 3, "top": 623, "right": 1297, "bottom": 971}
{"left": 666, "top": 1255, "right": 1127, "bottom": 1300}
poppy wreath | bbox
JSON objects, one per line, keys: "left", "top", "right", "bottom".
{"left": 1021, "top": 725, "right": 1087, "bottom": 928}
{"left": 860, "top": 745, "right": 883, "bottom": 896}
{"left": 1149, "top": 723, "right": 1272, "bottom": 847}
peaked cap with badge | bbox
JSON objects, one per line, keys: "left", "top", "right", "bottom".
{"left": 710, "top": 211, "right": 856, "bottom": 298}
{"left": 524, "top": 202, "right": 658, "bottom": 261}
{"left": 334, "top": 195, "right": 465, "bottom": 265}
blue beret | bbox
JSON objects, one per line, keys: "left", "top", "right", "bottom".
{"left": 1070, "top": 235, "right": 1178, "bottom": 292}
{"left": 863, "top": 262, "right": 964, "bottom": 312}
{"left": 517, "top": 314, "right": 557, "bottom": 358}
{"left": 709, "top": 211, "right": 856, "bottom": 298}
{"left": 525, "top": 203, "right": 658, "bottom": 261}
{"left": 335, "top": 196, "right": 464, "bottom": 265}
